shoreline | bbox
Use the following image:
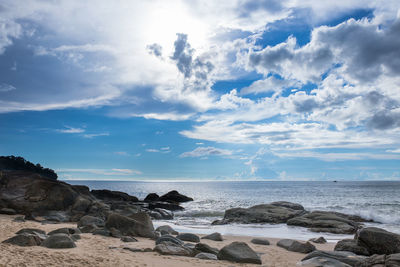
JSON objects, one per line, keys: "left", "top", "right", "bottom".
{"left": 0, "top": 214, "right": 335, "bottom": 266}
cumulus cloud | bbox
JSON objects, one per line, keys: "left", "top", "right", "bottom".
{"left": 180, "top": 146, "right": 233, "bottom": 158}
{"left": 240, "top": 76, "right": 300, "bottom": 95}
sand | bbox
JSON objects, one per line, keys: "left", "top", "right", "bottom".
{"left": 0, "top": 214, "right": 335, "bottom": 267}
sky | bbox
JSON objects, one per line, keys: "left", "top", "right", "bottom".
{"left": 0, "top": 0, "right": 400, "bottom": 181}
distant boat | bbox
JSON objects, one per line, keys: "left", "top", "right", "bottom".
{"left": 333, "top": 180, "right": 338, "bottom": 183}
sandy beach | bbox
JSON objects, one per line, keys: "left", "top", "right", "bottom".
{"left": 0, "top": 214, "right": 335, "bottom": 267}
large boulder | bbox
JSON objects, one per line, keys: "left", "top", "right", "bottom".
{"left": 156, "top": 225, "right": 178, "bottom": 235}
{"left": 48, "top": 227, "right": 81, "bottom": 236}
{"left": 287, "top": 211, "right": 361, "bottom": 234}
{"left": 143, "top": 193, "right": 159, "bottom": 202}
{"left": 215, "top": 202, "right": 306, "bottom": 225}
{"left": 148, "top": 202, "right": 184, "bottom": 211}
{"left": 302, "top": 250, "right": 366, "bottom": 266}
{"left": 277, "top": 239, "right": 316, "bottom": 253}
{"left": 41, "top": 233, "right": 76, "bottom": 249}
{"left": 156, "top": 235, "right": 184, "bottom": 246}
{"left": 177, "top": 233, "right": 200, "bottom": 243}
{"left": 202, "top": 232, "right": 223, "bottom": 241}
{"left": 217, "top": 241, "right": 262, "bottom": 264}
{"left": 158, "top": 190, "right": 193, "bottom": 203}
{"left": 2, "top": 233, "right": 42, "bottom": 246}
{"left": 91, "top": 189, "right": 138, "bottom": 202}
{"left": 105, "top": 212, "right": 154, "bottom": 238}
{"left": 195, "top": 243, "right": 219, "bottom": 255}
{"left": 77, "top": 215, "right": 105, "bottom": 228}
{"left": 356, "top": 227, "right": 400, "bottom": 255}
{"left": 298, "top": 256, "right": 351, "bottom": 267}
{"left": 334, "top": 239, "right": 370, "bottom": 256}
{"left": 15, "top": 228, "right": 47, "bottom": 241}
{"left": 154, "top": 241, "right": 193, "bottom": 256}
{"left": 251, "top": 238, "right": 270, "bottom": 245}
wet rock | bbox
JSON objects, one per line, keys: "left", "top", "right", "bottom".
{"left": 156, "top": 225, "right": 179, "bottom": 235}
{"left": 41, "top": 233, "right": 76, "bottom": 249}
{"left": 195, "top": 252, "right": 218, "bottom": 260}
{"left": 335, "top": 239, "right": 370, "bottom": 256}
{"left": 277, "top": 239, "right": 316, "bottom": 253}
{"left": 309, "top": 237, "right": 327, "bottom": 244}
{"left": 105, "top": 212, "right": 154, "bottom": 238}
{"left": 154, "top": 241, "right": 193, "bottom": 256}
{"left": 217, "top": 241, "right": 262, "bottom": 264}
{"left": 158, "top": 190, "right": 193, "bottom": 203}
{"left": 356, "top": 227, "right": 400, "bottom": 255}
{"left": 148, "top": 208, "right": 173, "bottom": 220}
{"left": 144, "top": 193, "right": 159, "bottom": 202}
{"left": 302, "top": 250, "right": 366, "bottom": 266}
{"left": 195, "top": 243, "right": 219, "bottom": 255}
{"left": 202, "top": 232, "right": 223, "bottom": 241}
{"left": 148, "top": 202, "right": 184, "bottom": 211}
{"left": 177, "top": 233, "right": 200, "bottom": 243}
{"left": 155, "top": 235, "right": 184, "bottom": 246}
{"left": 251, "top": 238, "right": 270, "bottom": 245}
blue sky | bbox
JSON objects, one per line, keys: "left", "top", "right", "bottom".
{"left": 0, "top": 0, "right": 400, "bottom": 181}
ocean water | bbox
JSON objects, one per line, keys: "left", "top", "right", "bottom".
{"left": 68, "top": 180, "right": 400, "bottom": 241}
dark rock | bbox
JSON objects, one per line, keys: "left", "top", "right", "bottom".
{"left": 277, "top": 239, "right": 316, "bottom": 253}
{"left": 287, "top": 211, "right": 360, "bottom": 234}
{"left": 48, "top": 228, "right": 81, "bottom": 236}
{"left": 105, "top": 212, "right": 154, "bottom": 238}
{"left": 91, "top": 189, "right": 138, "bottom": 202}
{"left": 148, "top": 202, "right": 184, "bottom": 211}
{"left": 153, "top": 208, "right": 173, "bottom": 220}
{"left": 309, "top": 237, "right": 327, "bottom": 244}
{"left": 79, "top": 224, "right": 99, "bottom": 233}
{"left": 386, "top": 253, "right": 400, "bottom": 266}
{"left": 202, "top": 232, "right": 223, "bottom": 241}
{"left": 357, "top": 254, "right": 385, "bottom": 266}
{"left": 195, "top": 252, "right": 218, "bottom": 260}
{"left": 93, "top": 228, "right": 111, "bottom": 237}
{"left": 270, "top": 201, "right": 305, "bottom": 210}
{"left": 2, "top": 233, "right": 42, "bottom": 246}
{"left": 251, "top": 238, "right": 270, "bottom": 245}
{"left": 72, "top": 196, "right": 92, "bottom": 212}
{"left": 144, "top": 193, "right": 159, "bottom": 202}
{"left": 156, "top": 235, "right": 184, "bottom": 246}
{"left": 31, "top": 210, "right": 70, "bottom": 223}
{"left": 77, "top": 215, "right": 105, "bottom": 228}
{"left": 156, "top": 225, "right": 178, "bottom": 235}
{"left": 335, "top": 239, "right": 370, "bottom": 256}
{"left": 16, "top": 228, "right": 46, "bottom": 236}
{"left": 217, "top": 202, "right": 306, "bottom": 225}
{"left": 0, "top": 208, "right": 17, "bottom": 215}
{"left": 302, "top": 250, "right": 366, "bottom": 266}
{"left": 217, "top": 241, "right": 261, "bottom": 264}
{"left": 121, "top": 236, "right": 138, "bottom": 242}
{"left": 154, "top": 241, "right": 193, "bottom": 256}
{"left": 299, "top": 256, "right": 351, "bottom": 266}
{"left": 12, "top": 216, "right": 25, "bottom": 222}
{"left": 109, "top": 227, "right": 122, "bottom": 238}
{"left": 41, "top": 233, "right": 76, "bottom": 249}
{"left": 356, "top": 227, "right": 400, "bottom": 255}
{"left": 158, "top": 190, "right": 193, "bottom": 203}
{"left": 195, "top": 243, "right": 219, "bottom": 255}
{"left": 177, "top": 233, "right": 200, "bottom": 243}
{"left": 71, "top": 234, "right": 81, "bottom": 241}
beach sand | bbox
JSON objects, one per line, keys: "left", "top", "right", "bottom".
{"left": 0, "top": 214, "right": 335, "bottom": 267}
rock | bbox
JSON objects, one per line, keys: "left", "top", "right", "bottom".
{"left": 154, "top": 241, "right": 193, "bottom": 256}
{"left": 251, "top": 238, "right": 270, "bottom": 245}
{"left": 13, "top": 216, "right": 25, "bottom": 222}
{"left": 148, "top": 208, "right": 174, "bottom": 220}
{"left": 356, "top": 227, "right": 400, "bottom": 255}
{"left": 158, "top": 190, "right": 193, "bottom": 203}
{"left": 287, "top": 211, "right": 360, "bottom": 234}
{"left": 386, "top": 253, "right": 400, "bottom": 266}
{"left": 334, "top": 239, "right": 370, "bottom": 256}
{"left": 77, "top": 215, "right": 105, "bottom": 228}
{"left": 270, "top": 201, "right": 305, "bottom": 210}
{"left": 309, "top": 236, "right": 327, "bottom": 244}
{"left": 71, "top": 234, "right": 81, "bottom": 241}
{"left": 156, "top": 225, "right": 179, "bottom": 235}
{"left": 16, "top": 228, "right": 46, "bottom": 236}
{"left": 0, "top": 208, "right": 17, "bottom": 215}
{"left": 71, "top": 196, "right": 92, "bottom": 212}
{"left": 91, "top": 189, "right": 138, "bottom": 202}
{"left": 109, "top": 227, "right": 122, "bottom": 238}
{"left": 2, "top": 233, "right": 42, "bottom": 246}
{"left": 48, "top": 228, "right": 81, "bottom": 236}
{"left": 216, "top": 202, "right": 306, "bottom": 225}
{"left": 195, "top": 243, "right": 219, "bottom": 255}
{"left": 299, "top": 256, "right": 351, "bottom": 267}
{"left": 217, "top": 241, "right": 261, "bottom": 264}
{"left": 121, "top": 236, "right": 138, "bottom": 242}
{"left": 144, "top": 193, "right": 159, "bottom": 202}
{"left": 302, "top": 250, "right": 366, "bottom": 266}
{"left": 79, "top": 224, "right": 99, "bottom": 233}
{"left": 148, "top": 202, "right": 184, "bottom": 211}
{"left": 277, "top": 239, "right": 316, "bottom": 253}
{"left": 177, "top": 233, "right": 200, "bottom": 243}
{"left": 41, "top": 233, "right": 76, "bottom": 249}
{"left": 93, "top": 228, "right": 111, "bottom": 237}
{"left": 105, "top": 212, "right": 154, "bottom": 238}
{"left": 202, "top": 232, "right": 223, "bottom": 241}
{"left": 195, "top": 252, "right": 218, "bottom": 260}
{"left": 155, "top": 235, "right": 184, "bottom": 246}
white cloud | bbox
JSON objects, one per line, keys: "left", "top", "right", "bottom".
{"left": 180, "top": 146, "right": 233, "bottom": 158}
{"left": 82, "top": 132, "right": 109, "bottom": 139}
{"left": 114, "top": 151, "right": 130, "bottom": 156}
{"left": 146, "top": 149, "right": 160, "bottom": 153}
{"left": 56, "top": 126, "right": 85, "bottom": 134}
{"left": 57, "top": 168, "right": 141, "bottom": 176}
{"left": 0, "top": 83, "right": 16, "bottom": 92}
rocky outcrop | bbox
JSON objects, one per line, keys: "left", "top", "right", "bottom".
{"left": 277, "top": 239, "right": 316, "bottom": 253}
{"left": 357, "top": 253, "right": 400, "bottom": 267}
{"left": 202, "top": 232, "right": 223, "bottom": 241}
{"left": 213, "top": 201, "right": 306, "bottom": 225}
{"left": 335, "top": 239, "right": 370, "bottom": 256}
{"left": 287, "top": 211, "right": 361, "bottom": 234}
{"left": 105, "top": 212, "right": 154, "bottom": 238}
{"left": 299, "top": 256, "right": 351, "bottom": 266}
{"left": 144, "top": 193, "right": 159, "bottom": 202}
{"left": 91, "top": 189, "right": 138, "bottom": 202}
{"left": 356, "top": 227, "right": 400, "bottom": 255}
{"left": 301, "top": 250, "right": 366, "bottom": 266}
{"left": 217, "top": 241, "right": 262, "bottom": 264}
{"left": 158, "top": 190, "right": 193, "bottom": 203}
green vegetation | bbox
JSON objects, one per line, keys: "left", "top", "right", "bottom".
{"left": 0, "top": 156, "right": 57, "bottom": 180}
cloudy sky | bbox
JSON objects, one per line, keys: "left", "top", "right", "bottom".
{"left": 1, "top": 0, "right": 400, "bottom": 181}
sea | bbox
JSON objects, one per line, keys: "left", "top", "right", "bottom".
{"left": 67, "top": 180, "right": 400, "bottom": 242}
